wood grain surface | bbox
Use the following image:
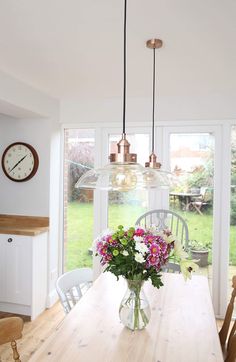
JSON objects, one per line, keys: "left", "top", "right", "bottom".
{"left": 0, "top": 214, "right": 49, "bottom": 236}
{"left": 29, "top": 272, "right": 223, "bottom": 362}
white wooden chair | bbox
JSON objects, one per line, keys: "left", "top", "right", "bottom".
{"left": 0, "top": 317, "right": 24, "bottom": 362}
{"left": 135, "top": 209, "right": 189, "bottom": 249}
{"left": 56, "top": 268, "right": 93, "bottom": 314}
{"left": 219, "top": 275, "right": 236, "bottom": 362}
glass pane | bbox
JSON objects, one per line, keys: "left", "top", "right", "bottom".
{"left": 63, "top": 129, "right": 94, "bottom": 271}
{"left": 229, "top": 126, "right": 236, "bottom": 310}
{"left": 169, "top": 133, "right": 214, "bottom": 287}
{"left": 108, "top": 134, "right": 149, "bottom": 229}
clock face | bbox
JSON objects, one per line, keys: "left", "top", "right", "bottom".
{"left": 1, "top": 142, "right": 39, "bottom": 182}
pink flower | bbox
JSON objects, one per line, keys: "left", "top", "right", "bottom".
{"left": 149, "top": 243, "right": 160, "bottom": 255}
{"left": 145, "top": 235, "right": 155, "bottom": 243}
{"left": 147, "top": 255, "right": 159, "bottom": 266}
{"left": 106, "top": 235, "right": 117, "bottom": 246}
{"left": 135, "top": 228, "right": 145, "bottom": 236}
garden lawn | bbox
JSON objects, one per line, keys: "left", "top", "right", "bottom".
{"left": 65, "top": 202, "right": 147, "bottom": 271}
{"left": 65, "top": 202, "right": 236, "bottom": 271}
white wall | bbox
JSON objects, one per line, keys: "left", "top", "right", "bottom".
{"left": 60, "top": 93, "right": 236, "bottom": 125}
{"left": 0, "top": 116, "right": 51, "bottom": 216}
{"left": 0, "top": 70, "right": 59, "bottom": 118}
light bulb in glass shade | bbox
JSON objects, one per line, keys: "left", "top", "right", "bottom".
{"left": 111, "top": 166, "right": 137, "bottom": 192}
{"left": 75, "top": 163, "right": 172, "bottom": 191}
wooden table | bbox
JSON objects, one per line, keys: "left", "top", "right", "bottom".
{"left": 30, "top": 273, "right": 223, "bottom": 362}
{"left": 170, "top": 192, "right": 200, "bottom": 210}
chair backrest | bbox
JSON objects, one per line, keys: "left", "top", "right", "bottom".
{"left": 56, "top": 267, "right": 93, "bottom": 314}
{"left": 0, "top": 317, "right": 24, "bottom": 362}
{"left": 135, "top": 209, "right": 189, "bottom": 248}
{"left": 219, "top": 276, "right": 236, "bottom": 347}
{"left": 200, "top": 187, "right": 213, "bottom": 203}
{"left": 225, "top": 334, "right": 236, "bottom": 362}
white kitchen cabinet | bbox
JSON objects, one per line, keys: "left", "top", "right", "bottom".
{"left": 0, "top": 232, "right": 47, "bottom": 320}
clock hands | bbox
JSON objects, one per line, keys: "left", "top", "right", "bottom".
{"left": 9, "top": 154, "right": 28, "bottom": 173}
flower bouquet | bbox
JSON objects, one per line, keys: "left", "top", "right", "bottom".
{"left": 96, "top": 225, "right": 198, "bottom": 330}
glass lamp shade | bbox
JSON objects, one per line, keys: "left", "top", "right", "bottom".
{"left": 144, "top": 167, "right": 175, "bottom": 189}
{"left": 75, "top": 162, "right": 170, "bottom": 192}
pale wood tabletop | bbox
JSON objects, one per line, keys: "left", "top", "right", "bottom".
{"left": 30, "top": 272, "right": 223, "bottom": 362}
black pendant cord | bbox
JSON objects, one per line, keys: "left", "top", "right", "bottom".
{"left": 151, "top": 47, "right": 156, "bottom": 153}
{"left": 122, "top": 0, "right": 127, "bottom": 135}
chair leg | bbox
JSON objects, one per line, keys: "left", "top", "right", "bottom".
{"left": 193, "top": 204, "right": 203, "bottom": 215}
{"left": 11, "top": 340, "right": 21, "bottom": 362}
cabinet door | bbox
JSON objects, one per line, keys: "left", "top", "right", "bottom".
{"left": 4, "top": 235, "right": 32, "bottom": 305}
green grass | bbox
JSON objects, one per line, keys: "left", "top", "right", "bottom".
{"left": 170, "top": 206, "right": 236, "bottom": 265}
{"left": 65, "top": 202, "right": 94, "bottom": 271}
{"left": 108, "top": 204, "right": 147, "bottom": 230}
{"left": 65, "top": 202, "right": 236, "bottom": 271}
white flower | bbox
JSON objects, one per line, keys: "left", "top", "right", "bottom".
{"left": 134, "top": 252, "right": 145, "bottom": 263}
{"left": 148, "top": 225, "right": 159, "bottom": 235}
{"left": 179, "top": 259, "right": 199, "bottom": 281}
{"left": 135, "top": 241, "right": 149, "bottom": 255}
{"left": 123, "top": 226, "right": 129, "bottom": 231}
{"left": 163, "top": 234, "right": 175, "bottom": 244}
{"left": 133, "top": 235, "right": 143, "bottom": 242}
{"left": 122, "top": 250, "right": 129, "bottom": 256}
{"left": 173, "top": 239, "right": 189, "bottom": 259}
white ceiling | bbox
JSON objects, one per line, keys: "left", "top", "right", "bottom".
{"left": 0, "top": 0, "right": 235, "bottom": 100}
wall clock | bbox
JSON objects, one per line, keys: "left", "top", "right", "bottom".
{"left": 1, "top": 142, "right": 39, "bottom": 182}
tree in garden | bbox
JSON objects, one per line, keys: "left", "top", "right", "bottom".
{"left": 66, "top": 140, "right": 94, "bottom": 201}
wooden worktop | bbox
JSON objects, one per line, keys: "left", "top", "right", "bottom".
{"left": 0, "top": 214, "right": 49, "bottom": 236}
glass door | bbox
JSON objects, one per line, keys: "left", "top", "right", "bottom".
{"left": 169, "top": 133, "right": 214, "bottom": 280}
{"left": 163, "top": 125, "right": 224, "bottom": 315}
{"left": 63, "top": 129, "right": 95, "bottom": 271}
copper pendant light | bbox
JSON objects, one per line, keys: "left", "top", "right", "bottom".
{"left": 144, "top": 38, "right": 173, "bottom": 188}
{"left": 75, "top": 3, "right": 168, "bottom": 191}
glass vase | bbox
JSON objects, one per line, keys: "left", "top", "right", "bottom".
{"left": 119, "top": 279, "right": 151, "bottom": 330}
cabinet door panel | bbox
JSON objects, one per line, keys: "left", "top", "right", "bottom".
{"left": 4, "top": 235, "right": 31, "bottom": 304}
